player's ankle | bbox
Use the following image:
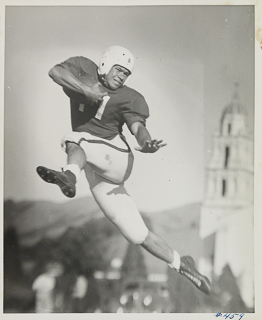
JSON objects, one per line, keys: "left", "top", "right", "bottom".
{"left": 63, "top": 164, "right": 81, "bottom": 182}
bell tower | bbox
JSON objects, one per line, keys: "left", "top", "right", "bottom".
{"left": 200, "top": 83, "right": 254, "bottom": 308}
{"left": 204, "top": 83, "right": 253, "bottom": 208}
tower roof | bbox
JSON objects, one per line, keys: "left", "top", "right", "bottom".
{"left": 220, "top": 83, "right": 247, "bottom": 133}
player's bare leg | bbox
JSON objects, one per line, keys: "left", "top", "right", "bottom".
{"left": 141, "top": 231, "right": 212, "bottom": 294}
{"left": 141, "top": 230, "right": 174, "bottom": 263}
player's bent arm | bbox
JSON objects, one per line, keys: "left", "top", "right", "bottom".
{"left": 49, "top": 66, "right": 89, "bottom": 93}
{"left": 48, "top": 66, "right": 107, "bottom": 103}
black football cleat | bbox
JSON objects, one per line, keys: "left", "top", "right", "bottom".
{"left": 36, "top": 166, "right": 76, "bottom": 198}
{"left": 179, "top": 256, "right": 212, "bottom": 295}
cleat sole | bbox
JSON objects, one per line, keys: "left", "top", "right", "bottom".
{"left": 36, "top": 166, "right": 75, "bottom": 198}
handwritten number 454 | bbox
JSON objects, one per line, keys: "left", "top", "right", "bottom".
{"left": 215, "top": 313, "right": 245, "bottom": 320}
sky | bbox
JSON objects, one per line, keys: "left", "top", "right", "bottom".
{"left": 3, "top": 4, "right": 255, "bottom": 212}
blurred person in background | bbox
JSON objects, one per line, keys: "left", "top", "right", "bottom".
{"left": 72, "top": 274, "right": 88, "bottom": 313}
{"left": 32, "top": 261, "right": 64, "bottom": 313}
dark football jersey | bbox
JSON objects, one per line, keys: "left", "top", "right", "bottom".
{"left": 57, "top": 56, "right": 149, "bottom": 140}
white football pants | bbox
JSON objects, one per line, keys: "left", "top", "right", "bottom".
{"left": 61, "top": 132, "right": 149, "bottom": 244}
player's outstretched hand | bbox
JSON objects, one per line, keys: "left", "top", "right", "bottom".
{"left": 135, "top": 139, "right": 167, "bottom": 153}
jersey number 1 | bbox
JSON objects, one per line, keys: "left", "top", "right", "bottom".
{"left": 95, "top": 96, "right": 110, "bottom": 120}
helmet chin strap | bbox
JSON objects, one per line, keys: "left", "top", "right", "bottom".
{"left": 97, "top": 67, "right": 130, "bottom": 88}
{"left": 97, "top": 70, "right": 108, "bottom": 87}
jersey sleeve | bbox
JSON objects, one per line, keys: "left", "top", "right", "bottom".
{"left": 56, "top": 56, "right": 98, "bottom": 78}
{"left": 121, "top": 92, "right": 150, "bottom": 132}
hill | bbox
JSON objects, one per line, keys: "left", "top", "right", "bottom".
{"left": 5, "top": 197, "right": 202, "bottom": 275}
{"left": 5, "top": 197, "right": 103, "bottom": 246}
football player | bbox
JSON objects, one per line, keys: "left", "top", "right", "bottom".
{"left": 37, "top": 46, "right": 211, "bottom": 295}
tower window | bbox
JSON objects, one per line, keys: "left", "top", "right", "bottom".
{"left": 224, "top": 146, "right": 230, "bottom": 168}
{"left": 228, "top": 123, "right": 231, "bottom": 134}
{"left": 222, "top": 179, "right": 227, "bottom": 196}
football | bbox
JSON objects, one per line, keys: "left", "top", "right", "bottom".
{"left": 63, "top": 74, "right": 107, "bottom": 104}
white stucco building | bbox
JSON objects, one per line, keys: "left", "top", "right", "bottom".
{"left": 200, "top": 84, "right": 254, "bottom": 308}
